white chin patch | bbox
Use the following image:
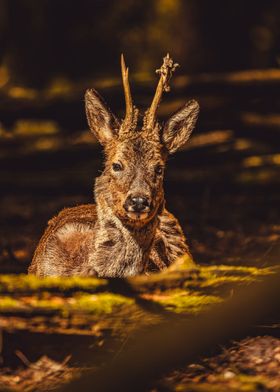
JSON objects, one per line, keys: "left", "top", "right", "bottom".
{"left": 127, "top": 212, "right": 149, "bottom": 221}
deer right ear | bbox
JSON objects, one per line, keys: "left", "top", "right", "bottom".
{"left": 85, "top": 89, "right": 119, "bottom": 145}
{"left": 162, "top": 100, "right": 199, "bottom": 154}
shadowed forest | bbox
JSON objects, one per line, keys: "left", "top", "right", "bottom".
{"left": 0, "top": 0, "right": 280, "bottom": 391}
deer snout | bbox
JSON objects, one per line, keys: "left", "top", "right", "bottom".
{"left": 124, "top": 195, "right": 150, "bottom": 213}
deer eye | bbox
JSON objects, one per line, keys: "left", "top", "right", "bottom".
{"left": 112, "top": 162, "right": 123, "bottom": 172}
{"left": 155, "top": 165, "right": 163, "bottom": 175}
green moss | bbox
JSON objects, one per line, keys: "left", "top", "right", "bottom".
{"left": 0, "top": 263, "right": 274, "bottom": 319}
{"left": 0, "top": 297, "right": 25, "bottom": 310}
{"left": 176, "top": 384, "right": 226, "bottom": 392}
{"left": 0, "top": 262, "right": 272, "bottom": 295}
{"left": 153, "top": 290, "right": 222, "bottom": 314}
{"left": 167, "top": 255, "right": 197, "bottom": 271}
{"left": 0, "top": 274, "right": 107, "bottom": 293}
{"left": 0, "top": 292, "right": 133, "bottom": 316}
{"left": 202, "top": 265, "right": 273, "bottom": 276}
{"left": 71, "top": 292, "right": 134, "bottom": 314}
{"left": 175, "top": 374, "right": 273, "bottom": 392}
{"left": 200, "top": 275, "right": 256, "bottom": 288}
{"left": 183, "top": 265, "right": 273, "bottom": 291}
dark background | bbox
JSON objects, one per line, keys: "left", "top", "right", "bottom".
{"left": 0, "top": 0, "right": 279, "bottom": 272}
{"left": 1, "top": 0, "right": 279, "bottom": 86}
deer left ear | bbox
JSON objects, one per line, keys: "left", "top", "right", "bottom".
{"left": 162, "top": 100, "right": 199, "bottom": 154}
{"left": 85, "top": 88, "right": 120, "bottom": 145}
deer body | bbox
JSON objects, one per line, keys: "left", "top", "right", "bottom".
{"left": 29, "top": 55, "right": 199, "bottom": 278}
{"left": 29, "top": 204, "right": 188, "bottom": 277}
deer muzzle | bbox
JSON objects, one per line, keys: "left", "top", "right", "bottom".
{"left": 123, "top": 195, "right": 151, "bottom": 220}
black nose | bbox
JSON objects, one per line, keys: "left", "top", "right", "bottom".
{"left": 125, "top": 196, "right": 150, "bottom": 213}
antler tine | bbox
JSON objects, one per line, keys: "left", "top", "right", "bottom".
{"left": 145, "top": 54, "right": 179, "bottom": 130}
{"left": 121, "top": 54, "right": 133, "bottom": 125}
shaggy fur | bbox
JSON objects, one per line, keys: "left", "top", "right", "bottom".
{"left": 29, "top": 61, "right": 199, "bottom": 278}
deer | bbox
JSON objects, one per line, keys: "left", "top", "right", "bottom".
{"left": 28, "top": 54, "right": 199, "bottom": 278}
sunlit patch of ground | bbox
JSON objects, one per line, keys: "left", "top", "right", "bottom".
{"left": 158, "top": 336, "right": 280, "bottom": 391}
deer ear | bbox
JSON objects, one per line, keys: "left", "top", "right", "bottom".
{"left": 162, "top": 100, "right": 199, "bottom": 154}
{"left": 85, "top": 89, "right": 119, "bottom": 145}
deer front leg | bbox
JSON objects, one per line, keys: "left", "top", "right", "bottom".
{"left": 147, "top": 247, "right": 167, "bottom": 272}
{"left": 148, "top": 209, "right": 192, "bottom": 272}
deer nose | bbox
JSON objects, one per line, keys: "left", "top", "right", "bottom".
{"left": 124, "top": 196, "right": 150, "bottom": 213}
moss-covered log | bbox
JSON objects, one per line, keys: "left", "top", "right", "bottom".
{"left": 0, "top": 258, "right": 273, "bottom": 337}
{"left": 0, "top": 258, "right": 276, "bottom": 391}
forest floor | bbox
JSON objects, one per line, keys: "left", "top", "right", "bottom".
{"left": 0, "top": 73, "right": 280, "bottom": 390}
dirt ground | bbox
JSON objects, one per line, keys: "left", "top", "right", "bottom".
{"left": 157, "top": 336, "right": 280, "bottom": 391}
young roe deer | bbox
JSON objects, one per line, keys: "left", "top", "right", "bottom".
{"left": 29, "top": 54, "right": 199, "bottom": 278}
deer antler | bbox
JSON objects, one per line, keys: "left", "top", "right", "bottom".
{"left": 119, "top": 54, "right": 138, "bottom": 136}
{"left": 145, "top": 54, "right": 179, "bottom": 130}
{"left": 121, "top": 54, "right": 133, "bottom": 124}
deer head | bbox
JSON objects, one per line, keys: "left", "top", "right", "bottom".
{"left": 85, "top": 54, "right": 199, "bottom": 227}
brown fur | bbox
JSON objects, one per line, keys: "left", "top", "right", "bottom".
{"left": 29, "top": 57, "right": 199, "bottom": 278}
{"left": 29, "top": 204, "right": 190, "bottom": 277}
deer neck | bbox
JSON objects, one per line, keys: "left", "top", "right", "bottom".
{"left": 92, "top": 197, "right": 158, "bottom": 276}
{"left": 96, "top": 194, "right": 158, "bottom": 251}
{"left": 92, "top": 176, "right": 162, "bottom": 277}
